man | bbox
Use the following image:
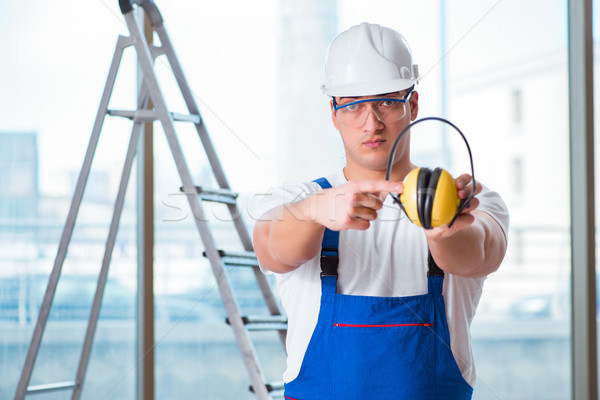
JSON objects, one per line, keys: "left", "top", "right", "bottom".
{"left": 253, "top": 22, "right": 508, "bottom": 400}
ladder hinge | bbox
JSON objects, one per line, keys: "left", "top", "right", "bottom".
{"left": 202, "top": 250, "right": 258, "bottom": 268}
{"left": 226, "top": 315, "right": 288, "bottom": 331}
{"left": 249, "top": 381, "right": 285, "bottom": 395}
{"left": 107, "top": 109, "right": 201, "bottom": 124}
{"left": 181, "top": 186, "right": 238, "bottom": 205}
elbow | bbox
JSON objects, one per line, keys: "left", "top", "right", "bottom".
{"left": 464, "top": 222, "right": 507, "bottom": 278}
{"left": 253, "top": 220, "right": 299, "bottom": 274}
{"left": 468, "top": 211, "right": 508, "bottom": 277}
{"left": 440, "top": 217, "right": 507, "bottom": 278}
{"left": 484, "top": 232, "right": 507, "bottom": 275}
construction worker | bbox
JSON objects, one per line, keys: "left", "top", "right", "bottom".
{"left": 253, "top": 22, "right": 508, "bottom": 399}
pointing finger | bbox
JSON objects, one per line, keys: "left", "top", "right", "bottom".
{"left": 353, "top": 180, "right": 403, "bottom": 196}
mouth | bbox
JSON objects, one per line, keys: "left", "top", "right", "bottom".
{"left": 363, "top": 138, "right": 386, "bottom": 148}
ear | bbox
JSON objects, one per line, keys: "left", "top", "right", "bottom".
{"left": 330, "top": 99, "right": 340, "bottom": 130}
{"left": 408, "top": 91, "right": 419, "bottom": 121}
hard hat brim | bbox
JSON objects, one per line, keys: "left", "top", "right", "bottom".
{"left": 323, "top": 78, "right": 418, "bottom": 97}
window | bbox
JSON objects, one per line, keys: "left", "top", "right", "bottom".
{"left": 446, "top": 1, "right": 571, "bottom": 398}
{"left": 1, "top": 0, "right": 586, "bottom": 399}
{"left": 510, "top": 157, "right": 524, "bottom": 195}
{"left": 511, "top": 88, "right": 523, "bottom": 125}
{"left": 0, "top": 1, "right": 138, "bottom": 397}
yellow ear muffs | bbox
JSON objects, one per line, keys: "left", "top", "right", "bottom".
{"left": 399, "top": 167, "right": 460, "bottom": 229}
{"left": 429, "top": 168, "right": 460, "bottom": 228}
{"left": 399, "top": 167, "right": 423, "bottom": 227}
{"left": 387, "top": 117, "right": 477, "bottom": 230}
{"left": 420, "top": 167, "right": 439, "bottom": 229}
{"left": 417, "top": 167, "right": 434, "bottom": 229}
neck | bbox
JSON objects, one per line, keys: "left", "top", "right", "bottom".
{"left": 343, "top": 160, "right": 414, "bottom": 183}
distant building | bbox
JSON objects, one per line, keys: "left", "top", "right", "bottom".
{"left": 445, "top": 0, "right": 572, "bottom": 229}
{"left": 276, "top": 0, "right": 342, "bottom": 182}
{"left": 0, "top": 131, "right": 39, "bottom": 220}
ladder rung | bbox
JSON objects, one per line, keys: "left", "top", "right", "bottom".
{"left": 180, "top": 186, "right": 238, "bottom": 205}
{"left": 269, "top": 389, "right": 285, "bottom": 399}
{"left": 27, "top": 381, "right": 78, "bottom": 394}
{"left": 170, "top": 112, "right": 201, "bottom": 123}
{"left": 107, "top": 109, "right": 201, "bottom": 123}
{"left": 203, "top": 250, "right": 259, "bottom": 268}
{"left": 226, "top": 315, "right": 288, "bottom": 331}
{"left": 250, "top": 381, "right": 285, "bottom": 395}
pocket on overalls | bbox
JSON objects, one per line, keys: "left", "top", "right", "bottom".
{"left": 332, "top": 322, "right": 436, "bottom": 399}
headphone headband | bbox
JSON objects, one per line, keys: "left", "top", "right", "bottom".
{"left": 386, "top": 117, "right": 476, "bottom": 228}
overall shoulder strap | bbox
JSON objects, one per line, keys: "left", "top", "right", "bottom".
{"left": 427, "top": 251, "right": 444, "bottom": 294}
{"left": 312, "top": 177, "right": 339, "bottom": 277}
{"left": 427, "top": 252, "right": 444, "bottom": 277}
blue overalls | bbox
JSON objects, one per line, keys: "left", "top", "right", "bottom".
{"left": 283, "top": 177, "right": 473, "bottom": 400}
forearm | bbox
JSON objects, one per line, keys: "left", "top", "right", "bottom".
{"left": 427, "top": 210, "right": 506, "bottom": 278}
{"left": 253, "top": 197, "right": 325, "bottom": 273}
{"left": 253, "top": 179, "right": 402, "bottom": 273}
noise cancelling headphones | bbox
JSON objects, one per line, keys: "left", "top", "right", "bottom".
{"left": 386, "top": 117, "right": 476, "bottom": 230}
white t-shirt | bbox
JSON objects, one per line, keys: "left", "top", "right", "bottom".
{"left": 252, "top": 169, "right": 509, "bottom": 387}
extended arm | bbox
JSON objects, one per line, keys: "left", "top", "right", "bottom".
{"left": 253, "top": 199, "right": 325, "bottom": 273}
{"left": 425, "top": 175, "right": 507, "bottom": 278}
{"left": 253, "top": 180, "right": 403, "bottom": 273}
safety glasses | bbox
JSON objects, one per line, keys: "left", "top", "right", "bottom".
{"left": 333, "top": 93, "right": 412, "bottom": 128}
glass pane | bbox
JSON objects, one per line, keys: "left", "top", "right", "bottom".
{"left": 445, "top": 1, "right": 570, "bottom": 399}
{"left": 0, "top": 1, "right": 137, "bottom": 398}
{"left": 2, "top": 1, "right": 573, "bottom": 399}
{"left": 151, "top": 0, "right": 573, "bottom": 398}
{"left": 151, "top": 2, "right": 299, "bottom": 397}
{"left": 154, "top": 0, "right": 570, "bottom": 398}
{"left": 594, "top": 0, "right": 600, "bottom": 393}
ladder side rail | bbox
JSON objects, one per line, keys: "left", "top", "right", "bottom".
{"left": 153, "top": 21, "right": 273, "bottom": 268}
{"left": 71, "top": 89, "right": 149, "bottom": 400}
{"left": 217, "top": 192, "right": 285, "bottom": 338}
{"left": 153, "top": 25, "right": 233, "bottom": 192}
{"left": 134, "top": 0, "right": 163, "bottom": 27}
{"left": 123, "top": 10, "right": 273, "bottom": 400}
{"left": 205, "top": 248, "right": 272, "bottom": 400}
{"left": 251, "top": 269, "right": 287, "bottom": 345}
{"left": 154, "top": 23, "right": 256, "bottom": 251}
{"left": 154, "top": 24, "right": 286, "bottom": 331}
{"left": 120, "top": 0, "right": 163, "bottom": 27}
{"left": 222, "top": 195, "right": 286, "bottom": 339}
{"left": 14, "top": 34, "right": 133, "bottom": 400}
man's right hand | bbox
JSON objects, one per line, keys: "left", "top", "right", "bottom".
{"left": 311, "top": 180, "right": 404, "bottom": 231}
{"left": 253, "top": 179, "right": 403, "bottom": 273}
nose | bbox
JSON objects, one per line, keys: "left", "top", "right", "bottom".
{"left": 362, "top": 109, "right": 383, "bottom": 131}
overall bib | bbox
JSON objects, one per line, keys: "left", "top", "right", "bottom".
{"left": 283, "top": 177, "right": 473, "bottom": 400}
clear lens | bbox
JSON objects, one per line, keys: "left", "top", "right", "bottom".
{"left": 335, "top": 98, "right": 407, "bottom": 128}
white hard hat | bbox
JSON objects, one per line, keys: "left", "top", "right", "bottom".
{"left": 321, "top": 22, "right": 419, "bottom": 97}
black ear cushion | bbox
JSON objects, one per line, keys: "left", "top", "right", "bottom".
{"left": 416, "top": 168, "right": 432, "bottom": 229}
{"left": 422, "top": 168, "right": 443, "bottom": 230}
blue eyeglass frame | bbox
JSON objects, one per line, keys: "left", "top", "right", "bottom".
{"left": 332, "top": 91, "right": 413, "bottom": 111}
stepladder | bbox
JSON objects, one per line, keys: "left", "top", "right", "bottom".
{"left": 14, "top": 1, "right": 286, "bottom": 399}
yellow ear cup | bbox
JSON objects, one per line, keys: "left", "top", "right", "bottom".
{"left": 400, "top": 168, "right": 422, "bottom": 227}
{"left": 386, "top": 118, "right": 476, "bottom": 229}
{"left": 430, "top": 169, "right": 460, "bottom": 228}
